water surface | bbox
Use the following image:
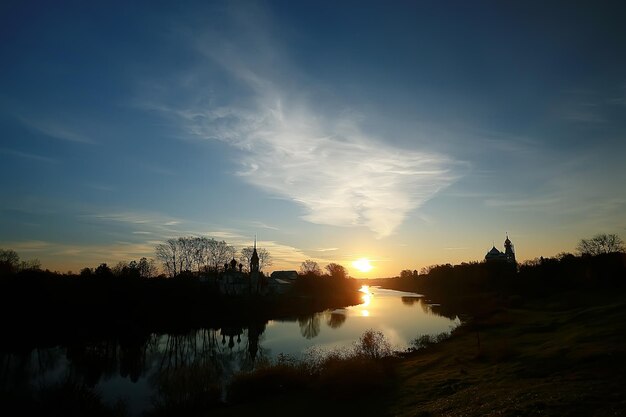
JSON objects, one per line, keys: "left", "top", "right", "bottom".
{"left": 1, "top": 286, "right": 459, "bottom": 415}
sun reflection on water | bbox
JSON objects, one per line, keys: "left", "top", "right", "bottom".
{"left": 359, "top": 285, "right": 372, "bottom": 307}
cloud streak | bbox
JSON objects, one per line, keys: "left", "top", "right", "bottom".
{"left": 182, "top": 99, "right": 456, "bottom": 237}
{"left": 16, "top": 115, "right": 95, "bottom": 144}
{"left": 0, "top": 147, "right": 59, "bottom": 164}
{"left": 146, "top": 12, "right": 459, "bottom": 237}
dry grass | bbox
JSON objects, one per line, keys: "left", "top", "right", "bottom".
{"left": 390, "top": 291, "right": 626, "bottom": 417}
{"left": 211, "top": 291, "right": 626, "bottom": 417}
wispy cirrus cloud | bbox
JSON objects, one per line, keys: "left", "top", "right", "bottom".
{"left": 316, "top": 247, "right": 339, "bottom": 252}
{"left": 0, "top": 147, "right": 59, "bottom": 164}
{"left": 81, "top": 210, "right": 186, "bottom": 239}
{"left": 167, "top": 97, "right": 457, "bottom": 237}
{"left": 143, "top": 9, "right": 459, "bottom": 238}
{"left": 15, "top": 115, "right": 96, "bottom": 144}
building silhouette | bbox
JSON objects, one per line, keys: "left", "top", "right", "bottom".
{"left": 218, "top": 238, "right": 291, "bottom": 295}
{"left": 485, "top": 234, "right": 516, "bottom": 264}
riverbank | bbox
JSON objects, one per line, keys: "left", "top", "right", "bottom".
{"left": 388, "top": 289, "right": 626, "bottom": 416}
{"left": 211, "top": 289, "right": 626, "bottom": 416}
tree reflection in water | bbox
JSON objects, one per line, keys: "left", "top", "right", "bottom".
{"left": 149, "top": 322, "right": 267, "bottom": 413}
{"left": 401, "top": 296, "right": 419, "bottom": 306}
{"left": 326, "top": 310, "right": 347, "bottom": 329}
{"left": 298, "top": 314, "right": 321, "bottom": 339}
{"left": 1, "top": 347, "right": 63, "bottom": 395}
{"left": 0, "top": 321, "right": 270, "bottom": 415}
{"left": 0, "top": 287, "right": 460, "bottom": 415}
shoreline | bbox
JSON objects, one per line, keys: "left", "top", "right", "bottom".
{"left": 207, "top": 287, "right": 626, "bottom": 416}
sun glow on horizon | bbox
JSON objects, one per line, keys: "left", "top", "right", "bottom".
{"left": 353, "top": 257, "right": 373, "bottom": 273}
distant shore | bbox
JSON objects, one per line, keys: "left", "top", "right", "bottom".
{"left": 0, "top": 272, "right": 362, "bottom": 350}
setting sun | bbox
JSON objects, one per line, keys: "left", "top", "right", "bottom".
{"left": 353, "top": 258, "right": 373, "bottom": 273}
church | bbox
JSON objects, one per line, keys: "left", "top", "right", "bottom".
{"left": 219, "top": 239, "right": 264, "bottom": 296}
{"left": 218, "top": 239, "right": 292, "bottom": 296}
{"left": 485, "top": 235, "right": 516, "bottom": 264}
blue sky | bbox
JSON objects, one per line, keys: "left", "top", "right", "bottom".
{"left": 1, "top": 1, "right": 625, "bottom": 276}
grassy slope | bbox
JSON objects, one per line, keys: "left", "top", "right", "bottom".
{"left": 211, "top": 291, "right": 626, "bottom": 417}
{"left": 390, "top": 291, "right": 626, "bottom": 417}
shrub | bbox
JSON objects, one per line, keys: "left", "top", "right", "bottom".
{"left": 227, "top": 330, "right": 397, "bottom": 403}
{"left": 353, "top": 329, "right": 393, "bottom": 359}
{"left": 411, "top": 332, "right": 451, "bottom": 351}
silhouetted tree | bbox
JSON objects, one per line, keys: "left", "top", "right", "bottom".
{"left": 190, "top": 237, "right": 209, "bottom": 272}
{"left": 400, "top": 269, "right": 414, "bottom": 279}
{"left": 156, "top": 239, "right": 183, "bottom": 277}
{"left": 577, "top": 233, "right": 625, "bottom": 256}
{"left": 156, "top": 237, "right": 237, "bottom": 276}
{"left": 325, "top": 263, "right": 348, "bottom": 279}
{"left": 112, "top": 261, "right": 129, "bottom": 277}
{"left": 0, "top": 248, "right": 20, "bottom": 274}
{"left": 0, "top": 249, "right": 40, "bottom": 274}
{"left": 177, "top": 237, "right": 196, "bottom": 272}
{"left": 137, "top": 257, "right": 158, "bottom": 278}
{"left": 20, "top": 258, "right": 41, "bottom": 271}
{"left": 299, "top": 259, "right": 321, "bottom": 276}
{"left": 354, "top": 330, "right": 392, "bottom": 359}
{"left": 420, "top": 265, "right": 439, "bottom": 275}
{"left": 94, "top": 263, "right": 112, "bottom": 277}
{"left": 207, "top": 239, "right": 236, "bottom": 272}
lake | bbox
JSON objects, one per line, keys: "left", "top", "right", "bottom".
{"left": 0, "top": 286, "right": 459, "bottom": 415}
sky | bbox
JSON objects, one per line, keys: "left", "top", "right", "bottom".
{"left": 1, "top": 1, "right": 625, "bottom": 277}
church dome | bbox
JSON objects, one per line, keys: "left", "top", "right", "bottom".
{"left": 487, "top": 246, "right": 501, "bottom": 256}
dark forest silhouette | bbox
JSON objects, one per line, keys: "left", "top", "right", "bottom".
{"left": 1, "top": 233, "right": 625, "bottom": 348}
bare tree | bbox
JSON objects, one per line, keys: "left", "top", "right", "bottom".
{"left": 1, "top": 249, "right": 41, "bottom": 274}
{"left": 299, "top": 259, "right": 321, "bottom": 276}
{"left": 18, "top": 258, "right": 41, "bottom": 271}
{"left": 257, "top": 248, "right": 272, "bottom": 271}
{"left": 156, "top": 237, "right": 237, "bottom": 276}
{"left": 156, "top": 239, "right": 182, "bottom": 277}
{"left": 208, "top": 239, "right": 236, "bottom": 271}
{"left": 177, "top": 237, "right": 195, "bottom": 272}
{"left": 191, "top": 237, "right": 209, "bottom": 272}
{"left": 112, "top": 261, "right": 129, "bottom": 277}
{"left": 325, "top": 263, "right": 348, "bottom": 279}
{"left": 137, "top": 257, "right": 158, "bottom": 278}
{"left": 240, "top": 247, "right": 273, "bottom": 272}
{"left": 0, "top": 249, "right": 20, "bottom": 274}
{"left": 576, "top": 233, "right": 625, "bottom": 256}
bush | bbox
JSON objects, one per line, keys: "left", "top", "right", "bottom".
{"left": 353, "top": 329, "right": 393, "bottom": 359}
{"left": 410, "top": 332, "right": 451, "bottom": 351}
{"left": 227, "top": 330, "right": 396, "bottom": 403}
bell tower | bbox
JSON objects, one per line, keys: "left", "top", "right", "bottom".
{"left": 250, "top": 236, "right": 259, "bottom": 273}
{"left": 504, "top": 234, "right": 515, "bottom": 263}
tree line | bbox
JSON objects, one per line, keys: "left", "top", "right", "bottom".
{"left": 299, "top": 259, "right": 349, "bottom": 279}
{"left": 0, "top": 249, "right": 41, "bottom": 275}
{"left": 393, "top": 233, "right": 625, "bottom": 281}
{"left": 154, "top": 237, "right": 272, "bottom": 278}
{"left": 377, "top": 233, "right": 626, "bottom": 312}
{"left": 79, "top": 257, "right": 159, "bottom": 279}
